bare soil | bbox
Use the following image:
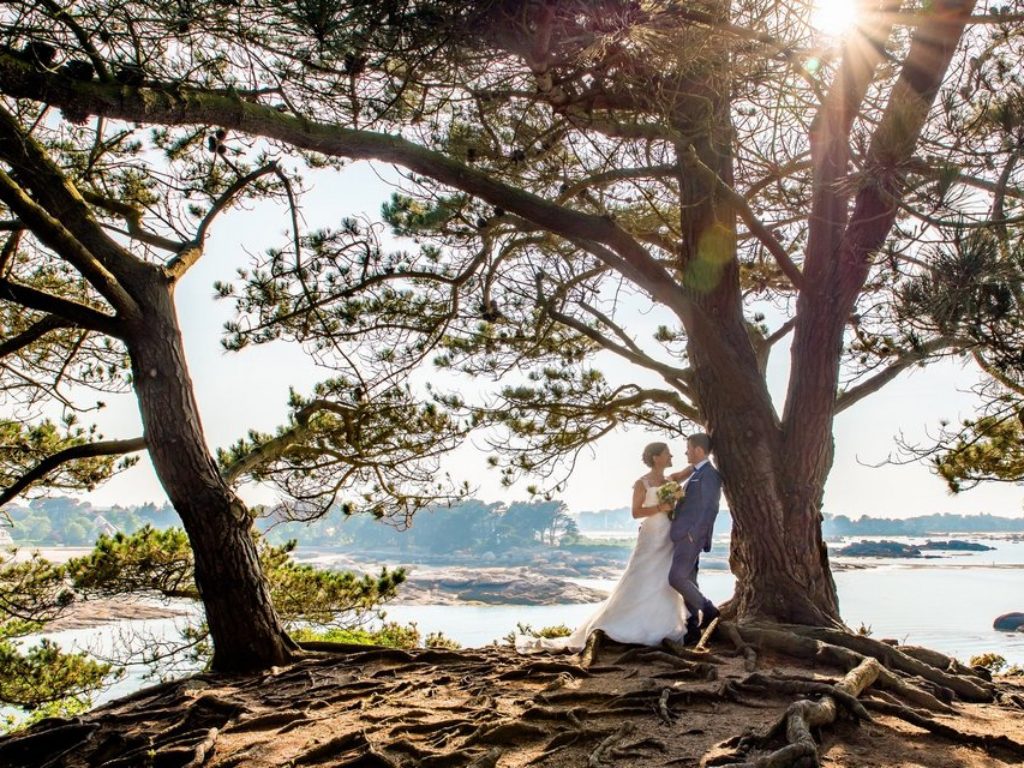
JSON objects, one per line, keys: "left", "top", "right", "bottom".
{"left": 2, "top": 626, "right": 1023, "bottom": 768}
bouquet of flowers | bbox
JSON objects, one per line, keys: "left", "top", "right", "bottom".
{"left": 657, "top": 481, "right": 684, "bottom": 519}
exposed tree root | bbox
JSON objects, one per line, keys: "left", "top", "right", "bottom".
{"left": 587, "top": 721, "right": 636, "bottom": 767}
{"left": 862, "top": 697, "right": 1024, "bottom": 760}
{"left": 1, "top": 635, "right": 1020, "bottom": 768}
{"left": 580, "top": 629, "right": 605, "bottom": 669}
{"left": 615, "top": 647, "right": 718, "bottom": 679}
{"left": 662, "top": 638, "right": 729, "bottom": 666}
{"left": 696, "top": 617, "right": 720, "bottom": 651}
{"left": 703, "top": 658, "right": 880, "bottom": 768}
{"left": 183, "top": 727, "right": 219, "bottom": 767}
{"left": 782, "top": 625, "right": 995, "bottom": 702}
{"left": 719, "top": 620, "right": 758, "bottom": 671}
{"left": 732, "top": 623, "right": 955, "bottom": 713}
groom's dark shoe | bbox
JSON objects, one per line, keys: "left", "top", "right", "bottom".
{"left": 699, "top": 602, "right": 720, "bottom": 631}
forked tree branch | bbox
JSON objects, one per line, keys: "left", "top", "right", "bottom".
{"left": 972, "top": 350, "right": 1024, "bottom": 398}
{"left": 166, "top": 162, "right": 282, "bottom": 279}
{"left": 222, "top": 398, "right": 365, "bottom": 485}
{"left": 682, "top": 145, "right": 804, "bottom": 289}
{"left": 536, "top": 278, "right": 697, "bottom": 414}
{"left": 80, "top": 189, "right": 185, "bottom": 252}
{"left": 0, "top": 169, "right": 138, "bottom": 318}
{"left": 0, "top": 106, "right": 142, "bottom": 319}
{"left": 0, "top": 436, "right": 146, "bottom": 507}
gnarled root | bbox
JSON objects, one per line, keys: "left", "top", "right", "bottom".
{"left": 702, "top": 658, "right": 880, "bottom": 768}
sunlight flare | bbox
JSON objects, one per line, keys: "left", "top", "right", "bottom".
{"left": 811, "top": 0, "right": 862, "bottom": 37}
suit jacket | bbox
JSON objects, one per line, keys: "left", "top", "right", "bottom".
{"left": 670, "top": 462, "right": 722, "bottom": 551}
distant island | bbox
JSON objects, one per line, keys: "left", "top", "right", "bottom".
{"left": 3, "top": 495, "right": 1023, "bottom": 550}
{"left": 834, "top": 539, "right": 998, "bottom": 558}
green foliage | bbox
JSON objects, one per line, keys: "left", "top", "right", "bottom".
{"left": 0, "top": 549, "right": 113, "bottom": 728}
{"left": 0, "top": 420, "right": 136, "bottom": 506}
{"left": 5, "top": 498, "right": 179, "bottom": 546}
{"left": 970, "top": 652, "right": 1008, "bottom": 673}
{"left": 933, "top": 415, "right": 1024, "bottom": 493}
{"left": 424, "top": 631, "right": 461, "bottom": 650}
{"left": 259, "top": 497, "right": 582, "bottom": 554}
{"left": 503, "top": 622, "right": 572, "bottom": 645}
{"left": 65, "top": 526, "right": 406, "bottom": 631}
{"left": 215, "top": 380, "right": 471, "bottom": 521}
{"left": 292, "top": 621, "right": 460, "bottom": 650}
{"left": 968, "top": 652, "right": 1024, "bottom": 676}
{"left": 67, "top": 526, "right": 197, "bottom": 598}
{"left": 899, "top": 232, "right": 1024, "bottom": 376}
{"left": 0, "top": 637, "right": 113, "bottom": 711}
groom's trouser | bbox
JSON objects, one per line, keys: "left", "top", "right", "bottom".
{"left": 668, "top": 539, "right": 708, "bottom": 622}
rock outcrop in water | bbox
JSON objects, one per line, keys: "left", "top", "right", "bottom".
{"left": 994, "top": 612, "right": 1024, "bottom": 632}
{"left": 834, "top": 539, "right": 995, "bottom": 558}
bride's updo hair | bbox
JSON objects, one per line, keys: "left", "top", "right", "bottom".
{"left": 642, "top": 441, "right": 669, "bottom": 468}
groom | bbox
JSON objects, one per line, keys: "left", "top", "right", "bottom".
{"left": 668, "top": 432, "right": 722, "bottom": 645}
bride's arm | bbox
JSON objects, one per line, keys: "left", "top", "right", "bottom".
{"left": 668, "top": 465, "right": 694, "bottom": 483}
{"left": 632, "top": 480, "right": 671, "bottom": 519}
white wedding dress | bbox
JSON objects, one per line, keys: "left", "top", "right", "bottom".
{"left": 517, "top": 480, "right": 689, "bottom": 653}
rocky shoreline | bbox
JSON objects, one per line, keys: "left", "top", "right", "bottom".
{"left": 43, "top": 594, "right": 189, "bottom": 631}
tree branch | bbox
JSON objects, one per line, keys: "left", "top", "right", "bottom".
{"left": 556, "top": 164, "right": 677, "bottom": 201}
{"left": 166, "top": 162, "right": 282, "bottom": 280}
{"left": 835, "top": 337, "right": 966, "bottom": 413}
{"left": 0, "top": 105, "right": 146, "bottom": 321}
{"left": 805, "top": 0, "right": 898, "bottom": 282}
{"left": 682, "top": 145, "right": 803, "bottom": 289}
{"left": 0, "top": 314, "right": 73, "bottom": 359}
{"left": 972, "top": 350, "right": 1024, "bottom": 398}
{"left": 79, "top": 189, "right": 185, "bottom": 252}
{"left": 0, "top": 168, "right": 139, "bottom": 318}
{"left": 842, "top": 0, "right": 978, "bottom": 265}
{"left": 0, "top": 436, "right": 146, "bottom": 508}
{"left": 0, "top": 53, "right": 689, "bottom": 321}
{"left": 0, "top": 278, "right": 123, "bottom": 337}
{"left": 537, "top": 279, "right": 696, "bottom": 413}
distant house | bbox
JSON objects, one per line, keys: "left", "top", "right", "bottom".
{"left": 0, "top": 527, "right": 14, "bottom": 546}
{"left": 93, "top": 515, "right": 119, "bottom": 537}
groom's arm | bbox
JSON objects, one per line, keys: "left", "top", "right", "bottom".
{"left": 701, "top": 471, "right": 723, "bottom": 552}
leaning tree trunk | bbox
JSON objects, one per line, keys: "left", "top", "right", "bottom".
{"left": 123, "top": 266, "right": 297, "bottom": 672}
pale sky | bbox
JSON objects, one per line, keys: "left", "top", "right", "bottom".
{"left": 76, "top": 161, "right": 1022, "bottom": 520}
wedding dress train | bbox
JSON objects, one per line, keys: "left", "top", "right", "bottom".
{"left": 516, "top": 481, "right": 689, "bottom": 653}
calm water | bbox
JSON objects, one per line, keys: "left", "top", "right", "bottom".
{"left": 382, "top": 566, "right": 1024, "bottom": 666}
{"left": 13, "top": 535, "right": 1024, "bottom": 720}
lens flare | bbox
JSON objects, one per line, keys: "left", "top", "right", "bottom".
{"left": 811, "top": 0, "right": 860, "bottom": 37}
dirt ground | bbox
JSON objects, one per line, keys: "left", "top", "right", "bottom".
{"left": 1, "top": 631, "right": 1022, "bottom": 768}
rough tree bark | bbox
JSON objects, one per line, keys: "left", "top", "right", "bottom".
{"left": 0, "top": 106, "right": 297, "bottom": 673}
{"left": 123, "top": 272, "right": 298, "bottom": 672}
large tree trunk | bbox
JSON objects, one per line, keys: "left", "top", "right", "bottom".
{"left": 123, "top": 266, "right": 297, "bottom": 672}
{"left": 671, "top": 4, "right": 842, "bottom": 625}
{"left": 686, "top": 308, "right": 843, "bottom": 627}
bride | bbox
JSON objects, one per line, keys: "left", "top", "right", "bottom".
{"left": 517, "top": 442, "right": 693, "bottom": 653}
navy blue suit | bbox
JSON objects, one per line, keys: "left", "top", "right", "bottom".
{"left": 668, "top": 462, "right": 722, "bottom": 627}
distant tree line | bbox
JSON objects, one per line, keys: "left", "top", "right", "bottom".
{"left": 4, "top": 497, "right": 177, "bottom": 546}
{"left": 260, "top": 498, "right": 579, "bottom": 553}
{"left": 4, "top": 496, "right": 579, "bottom": 552}
{"left": 10, "top": 497, "right": 1021, "bottom": 551}
{"left": 822, "top": 513, "right": 1024, "bottom": 537}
